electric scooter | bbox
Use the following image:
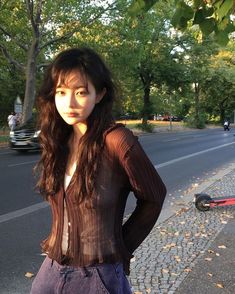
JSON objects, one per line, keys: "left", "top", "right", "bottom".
{"left": 195, "top": 193, "right": 235, "bottom": 211}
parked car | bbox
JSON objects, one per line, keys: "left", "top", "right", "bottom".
{"left": 9, "top": 118, "right": 40, "bottom": 152}
{"left": 118, "top": 113, "right": 139, "bottom": 120}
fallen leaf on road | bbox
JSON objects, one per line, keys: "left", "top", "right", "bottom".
{"left": 216, "top": 283, "right": 224, "bottom": 289}
{"left": 146, "top": 288, "right": 151, "bottom": 293}
{"left": 218, "top": 245, "right": 226, "bottom": 249}
{"left": 25, "top": 272, "right": 34, "bottom": 278}
{"left": 216, "top": 253, "right": 220, "bottom": 256}
{"left": 221, "top": 221, "right": 227, "bottom": 224}
{"left": 205, "top": 257, "right": 212, "bottom": 261}
{"left": 207, "top": 273, "right": 213, "bottom": 277}
{"left": 208, "top": 249, "right": 214, "bottom": 254}
{"left": 184, "top": 268, "right": 192, "bottom": 272}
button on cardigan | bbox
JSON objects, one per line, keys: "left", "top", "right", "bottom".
{"left": 41, "top": 124, "right": 167, "bottom": 275}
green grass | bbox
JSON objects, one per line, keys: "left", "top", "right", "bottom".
{"left": 0, "top": 135, "right": 9, "bottom": 143}
{"left": 0, "top": 127, "right": 9, "bottom": 143}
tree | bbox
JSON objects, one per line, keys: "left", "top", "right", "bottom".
{"left": 0, "top": 0, "right": 114, "bottom": 123}
{"left": 99, "top": 0, "right": 188, "bottom": 125}
{"left": 201, "top": 46, "right": 235, "bottom": 122}
{"left": 129, "top": 0, "right": 235, "bottom": 45}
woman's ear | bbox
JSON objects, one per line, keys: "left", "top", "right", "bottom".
{"left": 96, "top": 88, "right": 106, "bottom": 104}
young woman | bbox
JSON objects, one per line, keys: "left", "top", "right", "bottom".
{"left": 31, "top": 47, "right": 166, "bottom": 294}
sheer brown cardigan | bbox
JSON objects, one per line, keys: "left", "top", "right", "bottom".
{"left": 41, "top": 124, "right": 167, "bottom": 275}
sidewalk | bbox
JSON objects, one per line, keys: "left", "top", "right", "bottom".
{"left": 129, "top": 162, "right": 235, "bottom": 294}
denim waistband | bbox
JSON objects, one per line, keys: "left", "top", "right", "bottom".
{"left": 47, "top": 256, "right": 123, "bottom": 273}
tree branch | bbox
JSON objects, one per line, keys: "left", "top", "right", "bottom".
{"left": 39, "top": 30, "right": 75, "bottom": 50}
{"left": 0, "top": 44, "right": 25, "bottom": 71}
{"left": 40, "top": 3, "right": 115, "bottom": 51}
{"left": 0, "top": 25, "right": 28, "bottom": 51}
{"left": 37, "top": 62, "right": 50, "bottom": 70}
{"left": 25, "top": 0, "right": 36, "bottom": 31}
{"left": 35, "top": 0, "right": 43, "bottom": 28}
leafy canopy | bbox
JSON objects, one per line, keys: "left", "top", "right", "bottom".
{"left": 129, "top": 0, "right": 235, "bottom": 45}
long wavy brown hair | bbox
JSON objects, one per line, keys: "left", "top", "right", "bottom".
{"left": 35, "top": 48, "right": 116, "bottom": 201}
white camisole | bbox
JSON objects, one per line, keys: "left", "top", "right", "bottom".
{"left": 61, "top": 172, "right": 73, "bottom": 254}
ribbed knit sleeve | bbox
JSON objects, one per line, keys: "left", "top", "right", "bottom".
{"left": 111, "top": 127, "right": 167, "bottom": 256}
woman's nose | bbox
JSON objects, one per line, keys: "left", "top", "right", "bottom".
{"left": 67, "top": 91, "right": 76, "bottom": 107}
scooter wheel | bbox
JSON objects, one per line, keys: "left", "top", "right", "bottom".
{"left": 195, "top": 194, "right": 212, "bottom": 211}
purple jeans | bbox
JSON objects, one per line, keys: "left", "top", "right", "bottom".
{"left": 30, "top": 256, "right": 132, "bottom": 294}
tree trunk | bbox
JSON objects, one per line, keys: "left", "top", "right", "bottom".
{"left": 194, "top": 82, "right": 200, "bottom": 125}
{"left": 142, "top": 84, "right": 150, "bottom": 125}
{"left": 219, "top": 98, "right": 228, "bottom": 123}
{"left": 22, "top": 41, "right": 39, "bottom": 124}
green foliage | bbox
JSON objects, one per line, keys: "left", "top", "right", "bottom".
{"left": 136, "top": 122, "right": 154, "bottom": 132}
{"left": 129, "top": 0, "right": 159, "bottom": 15}
{"left": 185, "top": 112, "right": 206, "bottom": 129}
{"left": 201, "top": 46, "right": 235, "bottom": 123}
{"left": 129, "top": 0, "right": 235, "bottom": 45}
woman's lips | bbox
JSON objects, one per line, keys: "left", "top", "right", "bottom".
{"left": 65, "top": 112, "right": 78, "bottom": 117}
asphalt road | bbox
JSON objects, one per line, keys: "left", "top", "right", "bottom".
{"left": 1, "top": 127, "right": 235, "bottom": 293}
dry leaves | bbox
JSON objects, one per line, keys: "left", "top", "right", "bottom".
{"left": 25, "top": 272, "right": 34, "bottom": 278}
{"left": 205, "top": 257, "right": 212, "bottom": 262}
{"left": 163, "top": 243, "right": 176, "bottom": 249}
{"left": 184, "top": 268, "right": 192, "bottom": 272}
{"left": 218, "top": 245, "right": 226, "bottom": 249}
{"left": 162, "top": 269, "right": 169, "bottom": 273}
{"left": 221, "top": 220, "right": 228, "bottom": 224}
{"left": 130, "top": 257, "right": 136, "bottom": 262}
{"left": 216, "top": 283, "right": 224, "bottom": 289}
{"left": 174, "top": 256, "right": 181, "bottom": 262}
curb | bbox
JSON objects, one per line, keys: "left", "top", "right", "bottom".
{"left": 157, "top": 160, "right": 235, "bottom": 226}
{"left": 0, "top": 142, "right": 8, "bottom": 148}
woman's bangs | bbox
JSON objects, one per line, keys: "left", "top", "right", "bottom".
{"left": 52, "top": 66, "right": 88, "bottom": 90}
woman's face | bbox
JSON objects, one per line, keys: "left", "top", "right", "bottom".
{"left": 55, "top": 70, "right": 103, "bottom": 126}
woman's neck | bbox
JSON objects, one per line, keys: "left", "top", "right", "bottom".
{"left": 68, "top": 122, "right": 87, "bottom": 160}
{"left": 73, "top": 122, "right": 87, "bottom": 143}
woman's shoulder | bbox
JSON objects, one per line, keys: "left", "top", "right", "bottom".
{"left": 104, "top": 123, "right": 137, "bottom": 153}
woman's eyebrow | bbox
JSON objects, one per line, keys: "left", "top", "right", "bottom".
{"left": 56, "top": 83, "right": 86, "bottom": 89}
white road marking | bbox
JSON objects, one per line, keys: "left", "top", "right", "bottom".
{"left": 155, "top": 142, "right": 235, "bottom": 169}
{"left": 8, "top": 160, "right": 38, "bottom": 167}
{"left": 0, "top": 202, "right": 49, "bottom": 224}
{"left": 1, "top": 141, "right": 234, "bottom": 223}
{"left": 163, "top": 138, "right": 180, "bottom": 142}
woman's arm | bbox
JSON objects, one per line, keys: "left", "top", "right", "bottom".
{"left": 121, "top": 139, "right": 167, "bottom": 255}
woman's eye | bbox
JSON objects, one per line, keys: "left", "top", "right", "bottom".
{"left": 56, "top": 90, "right": 65, "bottom": 95}
{"left": 76, "top": 90, "right": 87, "bottom": 96}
